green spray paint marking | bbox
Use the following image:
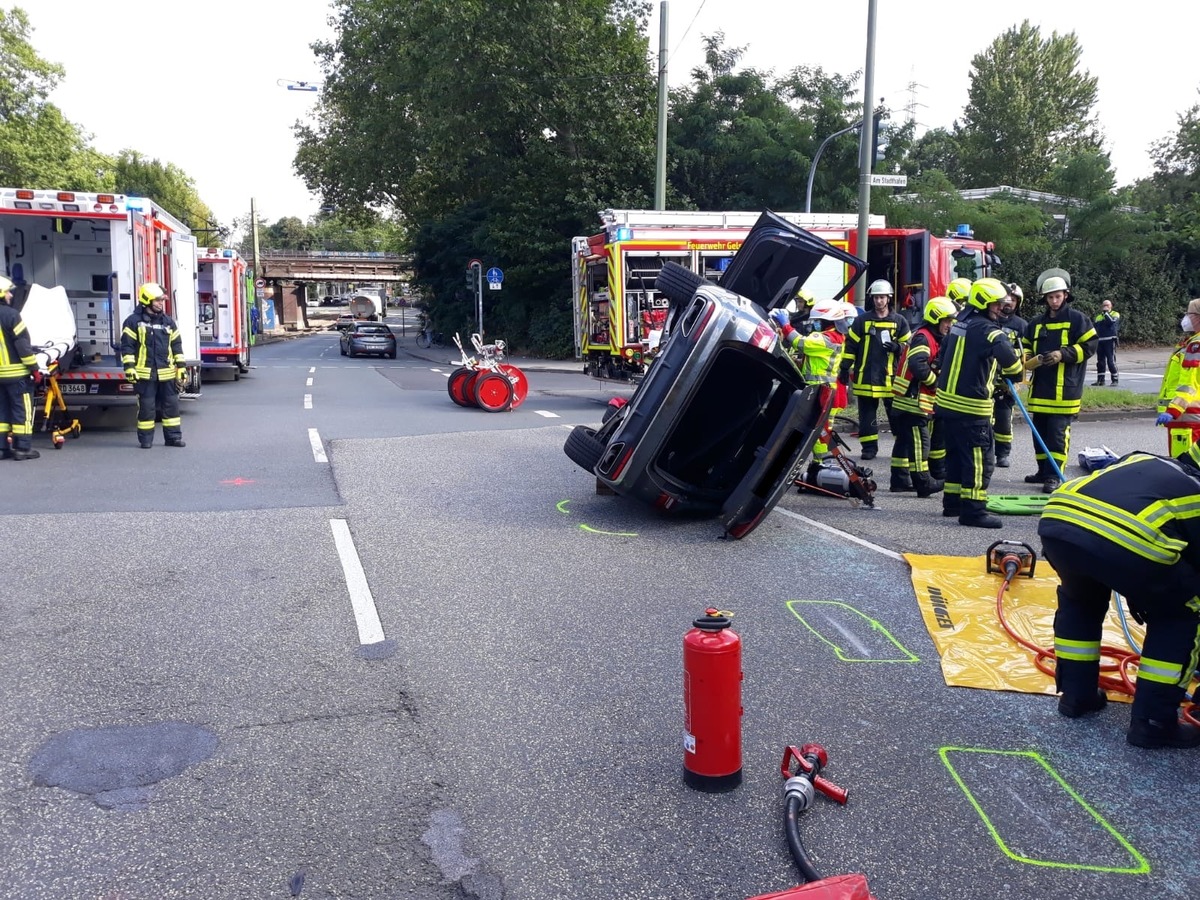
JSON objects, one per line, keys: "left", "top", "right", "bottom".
{"left": 785, "top": 600, "right": 919, "bottom": 663}
{"left": 939, "top": 747, "right": 1149, "bottom": 874}
{"left": 556, "top": 499, "right": 572, "bottom": 514}
{"left": 578, "top": 524, "right": 638, "bottom": 537}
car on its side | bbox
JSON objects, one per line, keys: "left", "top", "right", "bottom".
{"left": 563, "top": 210, "right": 866, "bottom": 539}
{"left": 341, "top": 322, "right": 397, "bottom": 359}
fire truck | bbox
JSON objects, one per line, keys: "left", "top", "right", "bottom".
{"left": 571, "top": 210, "right": 997, "bottom": 379}
{"left": 198, "top": 247, "right": 251, "bottom": 378}
{"left": 0, "top": 188, "right": 202, "bottom": 403}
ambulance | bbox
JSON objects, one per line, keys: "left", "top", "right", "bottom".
{"left": 0, "top": 188, "right": 201, "bottom": 403}
{"left": 571, "top": 209, "right": 998, "bottom": 380}
{"left": 197, "top": 247, "right": 251, "bottom": 378}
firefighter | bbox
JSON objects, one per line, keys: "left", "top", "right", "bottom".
{"left": 992, "top": 283, "right": 1028, "bottom": 468}
{"left": 120, "top": 282, "right": 188, "bottom": 449}
{"left": 772, "top": 299, "right": 853, "bottom": 485}
{"left": 787, "top": 289, "right": 818, "bottom": 334}
{"left": 840, "top": 279, "right": 910, "bottom": 461}
{"left": 1155, "top": 299, "right": 1200, "bottom": 458}
{"left": 929, "top": 279, "right": 971, "bottom": 480}
{"left": 0, "top": 274, "right": 41, "bottom": 460}
{"left": 933, "top": 278, "right": 1024, "bottom": 528}
{"left": 1023, "top": 272, "right": 1097, "bottom": 493}
{"left": 1091, "top": 298, "right": 1121, "bottom": 385}
{"left": 890, "top": 296, "right": 956, "bottom": 496}
{"left": 1039, "top": 450, "right": 1200, "bottom": 749}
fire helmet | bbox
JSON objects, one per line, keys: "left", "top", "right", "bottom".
{"left": 867, "top": 279, "right": 894, "bottom": 297}
{"left": 138, "top": 282, "right": 166, "bottom": 306}
{"left": 967, "top": 277, "right": 1009, "bottom": 311}
{"left": 946, "top": 278, "right": 972, "bottom": 304}
{"left": 0, "top": 274, "right": 13, "bottom": 296}
{"left": 811, "top": 299, "right": 854, "bottom": 334}
{"left": 1006, "top": 283, "right": 1023, "bottom": 305}
{"left": 1040, "top": 276, "right": 1070, "bottom": 296}
{"left": 923, "top": 296, "right": 957, "bottom": 326}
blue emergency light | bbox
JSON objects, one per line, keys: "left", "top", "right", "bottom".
{"left": 955, "top": 224, "right": 974, "bottom": 239}
{"left": 614, "top": 227, "right": 633, "bottom": 242}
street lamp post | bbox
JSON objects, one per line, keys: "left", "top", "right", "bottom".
{"left": 805, "top": 120, "right": 864, "bottom": 215}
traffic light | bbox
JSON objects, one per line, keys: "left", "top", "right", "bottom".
{"left": 465, "top": 269, "right": 475, "bottom": 288}
{"left": 870, "top": 112, "right": 888, "bottom": 169}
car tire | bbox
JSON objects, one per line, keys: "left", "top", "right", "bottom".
{"left": 340, "top": 346, "right": 347, "bottom": 356}
{"left": 473, "top": 372, "right": 514, "bottom": 412}
{"left": 564, "top": 425, "right": 607, "bottom": 473}
{"left": 387, "top": 350, "right": 397, "bottom": 359}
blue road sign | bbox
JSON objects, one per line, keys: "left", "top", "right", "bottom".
{"left": 486, "top": 267, "right": 504, "bottom": 285}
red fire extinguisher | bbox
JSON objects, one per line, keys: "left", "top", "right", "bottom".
{"left": 683, "top": 607, "right": 743, "bottom": 791}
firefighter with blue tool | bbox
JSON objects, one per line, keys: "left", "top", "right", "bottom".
{"left": 1039, "top": 449, "right": 1200, "bottom": 749}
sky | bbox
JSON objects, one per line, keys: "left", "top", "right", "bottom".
{"left": 25, "top": 0, "right": 1200, "bottom": 234}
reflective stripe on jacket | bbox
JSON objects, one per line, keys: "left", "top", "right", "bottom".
{"left": 892, "top": 325, "right": 940, "bottom": 416}
{"left": 840, "top": 311, "right": 910, "bottom": 398}
{"left": 0, "top": 304, "right": 37, "bottom": 381}
{"left": 1023, "top": 306, "right": 1097, "bottom": 414}
{"left": 1039, "top": 452, "right": 1200, "bottom": 567}
{"left": 120, "top": 310, "right": 185, "bottom": 380}
{"left": 934, "top": 310, "right": 1023, "bottom": 418}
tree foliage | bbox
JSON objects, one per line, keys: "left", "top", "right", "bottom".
{"left": 958, "top": 21, "right": 1104, "bottom": 190}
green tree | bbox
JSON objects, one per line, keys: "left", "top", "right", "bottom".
{"left": 1137, "top": 94, "right": 1200, "bottom": 294}
{"left": 296, "top": 0, "right": 657, "bottom": 353}
{"left": 0, "top": 6, "right": 110, "bottom": 189}
{"left": 111, "top": 150, "right": 215, "bottom": 232}
{"left": 901, "top": 126, "right": 965, "bottom": 185}
{"left": 958, "top": 21, "right": 1105, "bottom": 190}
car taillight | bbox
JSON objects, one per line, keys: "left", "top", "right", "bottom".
{"left": 750, "top": 321, "right": 777, "bottom": 351}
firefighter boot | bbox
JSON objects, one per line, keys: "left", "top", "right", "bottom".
{"left": 861, "top": 443, "right": 877, "bottom": 461}
{"left": 942, "top": 493, "right": 961, "bottom": 518}
{"left": 1127, "top": 681, "right": 1200, "bottom": 749}
{"left": 1056, "top": 657, "right": 1107, "bottom": 718}
{"left": 1024, "top": 462, "right": 1048, "bottom": 484}
{"left": 913, "top": 472, "right": 944, "bottom": 498}
{"left": 1091, "top": 374, "right": 1105, "bottom": 386}
{"left": 10, "top": 448, "right": 40, "bottom": 461}
{"left": 958, "top": 499, "right": 1002, "bottom": 529}
{"left": 994, "top": 445, "right": 1011, "bottom": 468}
{"left": 1111, "top": 376, "right": 1119, "bottom": 386}
{"left": 889, "top": 468, "right": 914, "bottom": 493}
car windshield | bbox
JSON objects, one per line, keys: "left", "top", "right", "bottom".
{"left": 356, "top": 325, "right": 391, "bottom": 335}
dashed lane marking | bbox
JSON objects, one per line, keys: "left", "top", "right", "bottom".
{"left": 308, "top": 428, "right": 327, "bottom": 463}
{"left": 304, "top": 394, "right": 313, "bottom": 409}
{"left": 534, "top": 410, "right": 560, "bottom": 418}
{"left": 306, "top": 377, "right": 313, "bottom": 386}
{"left": 329, "top": 519, "right": 386, "bottom": 645}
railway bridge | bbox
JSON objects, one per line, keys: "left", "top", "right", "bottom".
{"left": 254, "top": 250, "right": 415, "bottom": 328}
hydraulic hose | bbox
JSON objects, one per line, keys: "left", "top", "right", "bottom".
{"left": 784, "top": 794, "right": 822, "bottom": 884}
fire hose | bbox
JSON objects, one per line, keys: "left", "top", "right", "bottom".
{"left": 987, "top": 540, "right": 1199, "bottom": 725}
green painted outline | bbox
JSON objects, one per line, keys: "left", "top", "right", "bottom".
{"left": 785, "top": 600, "right": 919, "bottom": 663}
{"left": 556, "top": 499, "right": 572, "bottom": 514}
{"left": 939, "top": 747, "right": 1149, "bottom": 875}
{"left": 578, "top": 523, "right": 638, "bottom": 537}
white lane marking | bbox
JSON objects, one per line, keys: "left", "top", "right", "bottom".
{"left": 534, "top": 410, "right": 560, "bottom": 418}
{"left": 774, "top": 507, "right": 906, "bottom": 562}
{"left": 304, "top": 394, "right": 313, "bottom": 409}
{"left": 329, "top": 519, "right": 386, "bottom": 645}
{"left": 308, "top": 428, "right": 327, "bottom": 463}
{"left": 309, "top": 367, "right": 316, "bottom": 374}
{"left": 431, "top": 368, "right": 444, "bottom": 373}
{"left": 306, "top": 377, "right": 313, "bottom": 386}
{"left": 440, "top": 372, "right": 450, "bottom": 378}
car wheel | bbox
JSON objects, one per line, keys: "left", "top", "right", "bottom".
{"left": 387, "top": 350, "right": 397, "bottom": 359}
{"left": 447, "top": 367, "right": 475, "bottom": 407}
{"left": 473, "top": 372, "right": 514, "bottom": 412}
{"left": 564, "top": 425, "right": 607, "bottom": 473}
{"left": 341, "top": 346, "right": 347, "bottom": 356}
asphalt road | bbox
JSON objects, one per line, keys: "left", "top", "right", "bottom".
{"left": 2, "top": 331, "right": 1195, "bottom": 900}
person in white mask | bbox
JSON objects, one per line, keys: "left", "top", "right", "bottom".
{"left": 1155, "top": 298, "right": 1200, "bottom": 457}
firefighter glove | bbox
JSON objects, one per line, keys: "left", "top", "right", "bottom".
{"left": 1157, "top": 413, "right": 1173, "bottom": 426}
{"left": 31, "top": 370, "right": 43, "bottom": 386}
{"left": 837, "top": 369, "right": 851, "bottom": 386}
{"left": 176, "top": 366, "right": 187, "bottom": 381}
{"left": 1040, "top": 350, "right": 1063, "bottom": 366}
{"left": 124, "top": 368, "right": 138, "bottom": 382}
{"left": 769, "top": 309, "right": 790, "bottom": 328}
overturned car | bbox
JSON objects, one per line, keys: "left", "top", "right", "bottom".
{"left": 563, "top": 211, "right": 867, "bottom": 539}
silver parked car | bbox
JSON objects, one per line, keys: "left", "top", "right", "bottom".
{"left": 563, "top": 211, "right": 866, "bottom": 539}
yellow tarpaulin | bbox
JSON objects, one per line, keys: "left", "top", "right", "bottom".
{"left": 905, "top": 553, "right": 1143, "bottom": 697}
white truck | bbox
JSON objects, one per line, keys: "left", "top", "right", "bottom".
{"left": 0, "top": 188, "right": 201, "bottom": 404}
{"left": 198, "top": 247, "right": 251, "bottom": 379}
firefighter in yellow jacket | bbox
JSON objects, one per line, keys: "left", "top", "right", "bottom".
{"left": 120, "top": 282, "right": 187, "bottom": 449}
{"left": 890, "top": 296, "right": 956, "bottom": 497}
{"left": 0, "top": 274, "right": 41, "bottom": 460}
{"left": 1039, "top": 449, "right": 1200, "bottom": 749}
{"left": 1155, "top": 298, "right": 1200, "bottom": 457}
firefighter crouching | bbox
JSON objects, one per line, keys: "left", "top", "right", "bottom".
{"left": 0, "top": 274, "right": 41, "bottom": 460}
{"left": 890, "top": 296, "right": 956, "bottom": 497}
{"left": 1022, "top": 272, "right": 1097, "bottom": 493}
{"left": 771, "top": 299, "right": 852, "bottom": 483}
{"left": 933, "top": 278, "right": 1023, "bottom": 528}
{"left": 1038, "top": 449, "right": 1200, "bottom": 749}
{"left": 840, "top": 279, "right": 910, "bottom": 461}
{"left": 121, "top": 282, "right": 187, "bottom": 449}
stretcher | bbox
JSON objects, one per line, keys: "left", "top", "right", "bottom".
{"left": 19, "top": 284, "right": 82, "bottom": 448}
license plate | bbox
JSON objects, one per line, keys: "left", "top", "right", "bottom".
{"left": 60, "top": 383, "right": 90, "bottom": 394}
